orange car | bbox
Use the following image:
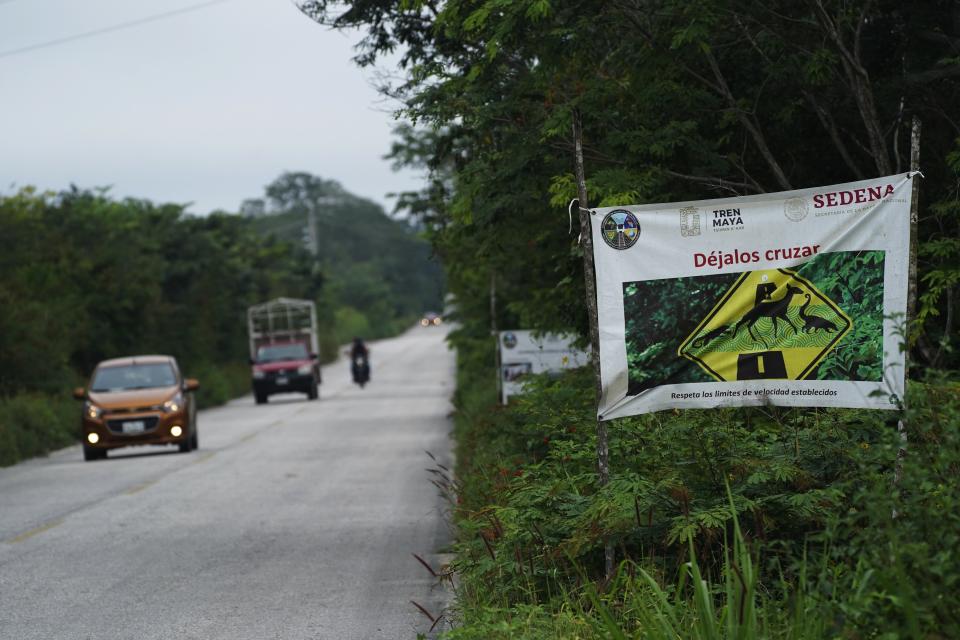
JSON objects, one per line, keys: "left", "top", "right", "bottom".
{"left": 73, "top": 355, "right": 199, "bottom": 461}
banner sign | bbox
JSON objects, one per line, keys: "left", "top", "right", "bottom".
{"left": 591, "top": 173, "right": 916, "bottom": 420}
{"left": 499, "top": 331, "right": 590, "bottom": 404}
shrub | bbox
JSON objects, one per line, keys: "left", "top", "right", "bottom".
{"left": 443, "top": 332, "right": 960, "bottom": 637}
{"left": 813, "top": 375, "right": 960, "bottom": 636}
{"left": 189, "top": 361, "right": 250, "bottom": 410}
{"left": 0, "top": 393, "right": 76, "bottom": 466}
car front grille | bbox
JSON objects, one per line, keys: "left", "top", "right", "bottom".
{"left": 266, "top": 369, "right": 297, "bottom": 378}
{"left": 110, "top": 405, "right": 162, "bottom": 414}
{"left": 105, "top": 416, "right": 160, "bottom": 434}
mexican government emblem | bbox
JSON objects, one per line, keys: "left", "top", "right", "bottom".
{"left": 601, "top": 210, "right": 640, "bottom": 250}
{"left": 678, "top": 269, "right": 852, "bottom": 381}
{"left": 783, "top": 197, "right": 809, "bottom": 222}
{"left": 680, "top": 206, "right": 701, "bottom": 236}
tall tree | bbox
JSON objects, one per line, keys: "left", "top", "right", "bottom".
{"left": 297, "top": 0, "right": 960, "bottom": 368}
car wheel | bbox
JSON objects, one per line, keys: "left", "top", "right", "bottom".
{"left": 191, "top": 427, "right": 199, "bottom": 451}
{"left": 178, "top": 431, "right": 192, "bottom": 453}
{"left": 83, "top": 444, "right": 102, "bottom": 461}
{"left": 308, "top": 381, "right": 318, "bottom": 400}
{"left": 255, "top": 393, "right": 267, "bottom": 405}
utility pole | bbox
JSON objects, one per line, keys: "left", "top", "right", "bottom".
{"left": 309, "top": 208, "right": 319, "bottom": 257}
{"left": 573, "top": 108, "right": 614, "bottom": 579}
{"left": 304, "top": 196, "right": 343, "bottom": 258}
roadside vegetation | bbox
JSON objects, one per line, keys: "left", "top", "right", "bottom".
{"left": 0, "top": 177, "right": 442, "bottom": 467}
{"left": 243, "top": 172, "right": 444, "bottom": 352}
{"left": 295, "top": 0, "right": 960, "bottom": 637}
{"left": 440, "top": 341, "right": 959, "bottom": 637}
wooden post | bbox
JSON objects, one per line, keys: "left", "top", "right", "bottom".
{"left": 894, "top": 116, "right": 921, "bottom": 501}
{"left": 573, "top": 108, "right": 615, "bottom": 579}
{"left": 906, "top": 115, "right": 921, "bottom": 356}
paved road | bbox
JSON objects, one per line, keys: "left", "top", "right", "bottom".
{"left": 0, "top": 327, "right": 454, "bottom": 639}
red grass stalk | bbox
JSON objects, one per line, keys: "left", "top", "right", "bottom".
{"left": 411, "top": 553, "right": 438, "bottom": 578}
{"left": 410, "top": 600, "right": 436, "bottom": 624}
{"left": 480, "top": 532, "right": 496, "bottom": 560}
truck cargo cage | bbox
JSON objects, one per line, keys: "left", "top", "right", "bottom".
{"left": 247, "top": 298, "right": 319, "bottom": 359}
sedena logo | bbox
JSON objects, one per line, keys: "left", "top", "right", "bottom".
{"left": 812, "top": 184, "right": 894, "bottom": 209}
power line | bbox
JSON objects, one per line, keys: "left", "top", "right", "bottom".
{"left": 0, "top": 0, "right": 235, "bottom": 60}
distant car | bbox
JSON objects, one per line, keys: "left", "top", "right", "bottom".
{"left": 250, "top": 341, "right": 320, "bottom": 404}
{"left": 420, "top": 312, "right": 442, "bottom": 327}
{"left": 73, "top": 355, "right": 199, "bottom": 461}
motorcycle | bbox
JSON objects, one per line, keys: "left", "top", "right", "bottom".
{"left": 351, "top": 355, "right": 370, "bottom": 388}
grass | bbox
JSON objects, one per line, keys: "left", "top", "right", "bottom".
{"left": 439, "top": 333, "right": 960, "bottom": 638}
{"left": 438, "top": 486, "right": 827, "bottom": 639}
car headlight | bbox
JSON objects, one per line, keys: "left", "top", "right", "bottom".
{"left": 162, "top": 393, "right": 184, "bottom": 413}
{"left": 253, "top": 370, "right": 266, "bottom": 379}
{"left": 297, "top": 364, "right": 312, "bottom": 375}
{"left": 83, "top": 401, "right": 103, "bottom": 420}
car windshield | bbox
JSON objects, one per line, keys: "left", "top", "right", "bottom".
{"left": 257, "top": 344, "right": 308, "bottom": 362}
{"left": 91, "top": 363, "right": 177, "bottom": 392}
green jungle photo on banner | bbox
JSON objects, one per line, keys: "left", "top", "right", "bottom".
{"left": 624, "top": 250, "right": 882, "bottom": 394}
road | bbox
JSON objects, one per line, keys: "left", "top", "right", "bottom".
{"left": 0, "top": 326, "right": 454, "bottom": 639}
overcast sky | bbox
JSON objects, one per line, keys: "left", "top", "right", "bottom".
{"left": 0, "top": 0, "right": 421, "bottom": 214}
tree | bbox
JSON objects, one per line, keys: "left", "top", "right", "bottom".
{"left": 296, "top": 0, "right": 960, "bottom": 369}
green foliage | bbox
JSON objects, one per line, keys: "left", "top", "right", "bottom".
{"left": 190, "top": 362, "right": 251, "bottom": 410}
{"left": 797, "top": 251, "right": 886, "bottom": 381}
{"left": 296, "top": 0, "right": 960, "bottom": 636}
{"left": 0, "top": 187, "right": 316, "bottom": 465}
{"left": 303, "top": 0, "right": 960, "bottom": 374}
{"left": 622, "top": 251, "right": 885, "bottom": 390}
{"left": 916, "top": 138, "right": 960, "bottom": 365}
{"left": 624, "top": 274, "right": 736, "bottom": 390}
{"left": 0, "top": 393, "right": 76, "bottom": 467}
{"left": 0, "top": 188, "right": 288, "bottom": 396}
{"left": 813, "top": 377, "right": 960, "bottom": 636}
{"left": 446, "top": 338, "right": 960, "bottom": 637}
{"left": 0, "top": 177, "right": 439, "bottom": 466}
{"left": 331, "top": 306, "right": 370, "bottom": 346}
{"left": 249, "top": 172, "right": 444, "bottom": 348}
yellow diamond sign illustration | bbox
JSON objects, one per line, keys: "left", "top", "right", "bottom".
{"left": 678, "top": 268, "right": 852, "bottom": 381}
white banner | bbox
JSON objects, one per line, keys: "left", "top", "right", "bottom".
{"left": 499, "top": 331, "right": 590, "bottom": 404}
{"left": 590, "top": 173, "right": 916, "bottom": 420}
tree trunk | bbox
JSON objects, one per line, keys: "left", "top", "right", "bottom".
{"left": 894, "top": 116, "right": 921, "bottom": 512}
{"left": 573, "top": 108, "right": 615, "bottom": 580}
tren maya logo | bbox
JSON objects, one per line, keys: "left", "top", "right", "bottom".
{"left": 601, "top": 209, "right": 640, "bottom": 250}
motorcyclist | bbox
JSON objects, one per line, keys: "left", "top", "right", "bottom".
{"left": 350, "top": 337, "right": 370, "bottom": 386}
